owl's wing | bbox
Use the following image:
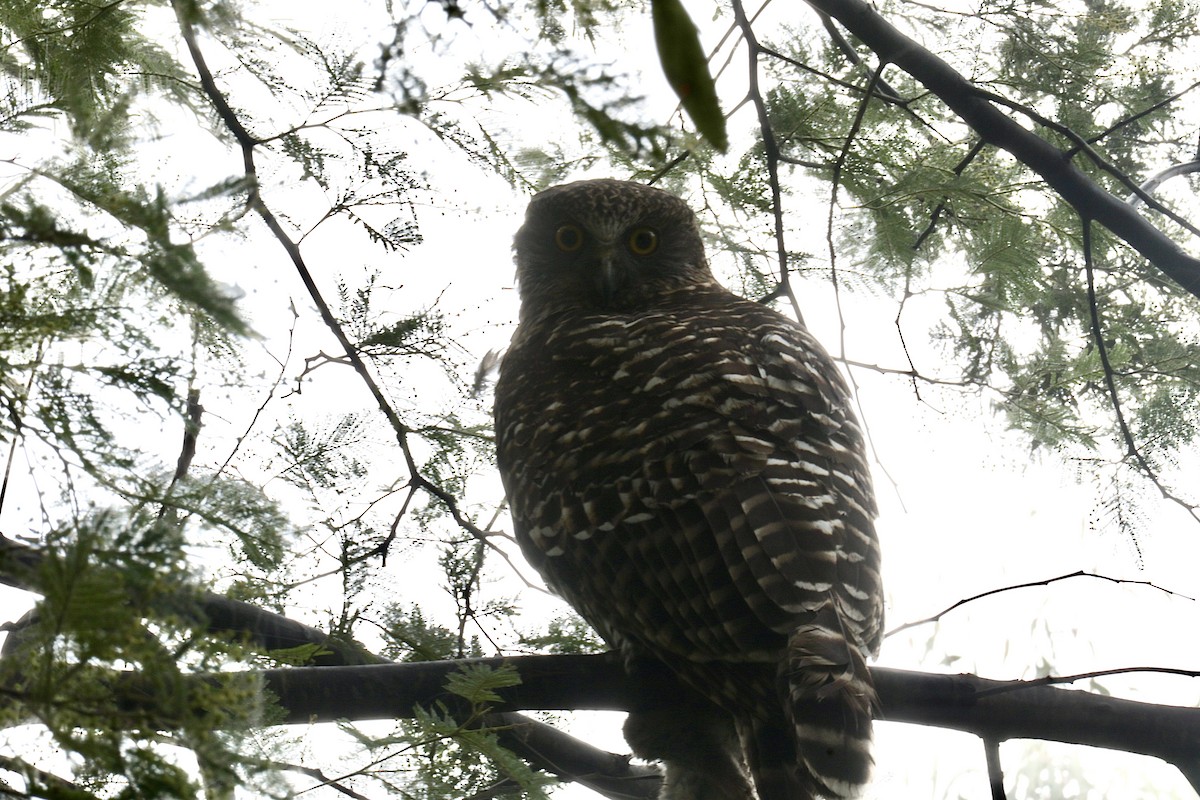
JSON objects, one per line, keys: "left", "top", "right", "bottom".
{"left": 712, "top": 323, "right": 882, "bottom": 656}
{"left": 621, "top": 304, "right": 882, "bottom": 660}
{"left": 497, "top": 300, "right": 881, "bottom": 659}
{"left": 496, "top": 299, "right": 881, "bottom": 797}
{"left": 634, "top": 306, "right": 882, "bottom": 798}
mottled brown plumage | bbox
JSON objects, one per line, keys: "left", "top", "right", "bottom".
{"left": 493, "top": 179, "right": 883, "bottom": 800}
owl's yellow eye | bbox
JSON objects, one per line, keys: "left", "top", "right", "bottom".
{"left": 627, "top": 227, "right": 658, "bottom": 256}
{"left": 555, "top": 224, "right": 584, "bottom": 252}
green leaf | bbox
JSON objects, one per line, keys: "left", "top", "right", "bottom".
{"left": 651, "top": 0, "right": 728, "bottom": 151}
{"left": 445, "top": 663, "right": 522, "bottom": 707}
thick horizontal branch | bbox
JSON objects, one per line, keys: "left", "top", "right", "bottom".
{"left": 247, "top": 653, "right": 1200, "bottom": 771}
{"left": 7, "top": 533, "right": 1199, "bottom": 793}
{"left": 805, "top": 0, "right": 1200, "bottom": 300}
{"left": 0, "top": 534, "right": 657, "bottom": 800}
{"left": 111, "top": 650, "right": 1194, "bottom": 792}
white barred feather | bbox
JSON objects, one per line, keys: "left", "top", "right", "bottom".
{"left": 495, "top": 179, "right": 884, "bottom": 800}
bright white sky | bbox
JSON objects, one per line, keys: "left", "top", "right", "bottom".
{"left": 1, "top": 0, "right": 1198, "bottom": 797}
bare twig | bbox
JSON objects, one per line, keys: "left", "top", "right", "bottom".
{"left": 826, "top": 62, "right": 885, "bottom": 359}
{"left": 974, "top": 665, "right": 1200, "bottom": 699}
{"left": 1085, "top": 80, "right": 1200, "bottom": 148}
{"left": 730, "top": 0, "right": 798, "bottom": 321}
{"left": 157, "top": 387, "right": 203, "bottom": 522}
{"left": 0, "top": 344, "right": 42, "bottom": 516}
{"left": 247, "top": 759, "right": 375, "bottom": 800}
{"left": 886, "top": 569, "right": 1193, "bottom": 638}
{"left": 1129, "top": 160, "right": 1200, "bottom": 207}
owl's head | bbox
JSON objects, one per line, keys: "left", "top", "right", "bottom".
{"left": 513, "top": 179, "right": 713, "bottom": 316}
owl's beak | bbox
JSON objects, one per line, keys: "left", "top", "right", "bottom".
{"left": 596, "top": 248, "right": 624, "bottom": 305}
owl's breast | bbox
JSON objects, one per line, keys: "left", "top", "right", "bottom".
{"left": 495, "top": 306, "right": 793, "bottom": 565}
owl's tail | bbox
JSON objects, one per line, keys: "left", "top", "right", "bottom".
{"left": 781, "top": 602, "right": 877, "bottom": 798}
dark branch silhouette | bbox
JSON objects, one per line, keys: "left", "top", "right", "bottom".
{"left": 5, "top": 533, "right": 1199, "bottom": 796}
{"left": 104, "top": 653, "right": 1200, "bottom": 794}
{"left": 804, "top": 0, "right": 1200, "bottom": 300}
{"left": 886, "top": 569, "right": 1194, "bottom": 638}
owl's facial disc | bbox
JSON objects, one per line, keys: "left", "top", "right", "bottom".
{"left": 551, "top": 221, "right": 651, "bottom": 306}
{"left": 515, "top": 179, "right": 712, "bottom": 314}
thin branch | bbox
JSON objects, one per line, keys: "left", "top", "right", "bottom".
{"left": 170, "top": 1, "right": 502, "bottom": 559}
{"left": 228, "top": 302, "right": 297, "bottom": 462}
{"left": 0, "top": 0, "right": 127, "bottom": 54}
{"left": 1085, "top": 79, "right": 1200, "bottom": 147}
{"left": 0, "top": 341, "right": 44, "bottom": 517}
{"left": 758, "top": 43, "right": 872, "bottom": 95}
{"left": 249, "top": 759, "right": 375, "bottom": 800}
{"left": 158, "top": 386, "right": 202, "bottom": 521}
{"left": 974, "top": 665, "right": 1200, "bottom": 699}
{"left": 820, "top": 62, "right": 914, "bottom": 515}
{"left": 1129, "top": 160, "right": 1200, "bottom": 207}
{"left": 983, "top": 738, "right": 1006, "bottom": 800}
{"left": 730, "top": 0, "right": 798, "bottom": 321}
{"left": 912, "top": 138, "right": 987, "bottom": 251}
{"left": 816, "top": 10, "right": 905, "bottom": 102}
{"left": 839, "top": 358, "right": 969, "bottom": 387}
{"left": 0, "top": 753, "right": 97, "bottom": 799}
{"left": 885, "top": 569, "right": 1194, "bottom": 638}
{"left": 827, "top": 62, "right": 885, "bottom": 360}
{"left": 1081, "top": 220, "right": 1200, "bottom": 523}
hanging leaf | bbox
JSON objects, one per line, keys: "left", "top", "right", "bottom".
{"left": 651, "top": 0, "right": 728, "bottom": 151}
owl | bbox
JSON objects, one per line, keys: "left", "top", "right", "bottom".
{"left": 493, "top": 179, "right": 883, "bottom": 800}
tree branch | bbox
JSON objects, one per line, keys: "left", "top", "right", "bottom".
{"left": 1130, "top": 159, "right": 1200, "bottom": 206}
{"left": 1082, "top": 219, "right": 1200, "bottom": 523}
{"left": 885, "top": 569, "right": 1193, "bottom": 638}
{"left": 731, "top": 0, "right": 801, "bottom": 322}
{"left": 803, "top": 0, "right": 1200, "bottom": 300}
{"left": 0, "top": 533, "right": 655, "bottom": 800}
{"left": 7, "top": 532, "right": 1198, "bottom": 795}
{"left": 984, "top": 737, "right": 1007, "bottom": 800}
{"left": 100, "top": 652, "right": 1200, "bottom": 790}
{"left": 170, "top": 0, "right": 500, "bottom": 558}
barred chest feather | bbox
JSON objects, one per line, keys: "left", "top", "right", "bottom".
{"left": 494, "top": 287, "right": 882, "bottom": 662}
{"left": 499, "top": 179, "right": 883, "bottom": 799}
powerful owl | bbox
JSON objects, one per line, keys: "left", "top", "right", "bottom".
{"left": 493, "top": 179, "right": 883, "bottom": 800}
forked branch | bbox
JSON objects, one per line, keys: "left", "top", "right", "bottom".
{"left": 803, "top": 0, "right": 1200, "bottom": 300}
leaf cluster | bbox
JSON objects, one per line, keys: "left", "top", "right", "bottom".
{"left": 746, "top": 2, "right": 1200, "bottom": 478}
{"left": 0, "top": 514, "right": 277, "bottom": 799}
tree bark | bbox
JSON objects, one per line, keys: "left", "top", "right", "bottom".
{"left": 244, "top": 653, "right": 1200, "bottom": 771}
{"left": 100, "top": 652, "right": 1200, "bottom": 794}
